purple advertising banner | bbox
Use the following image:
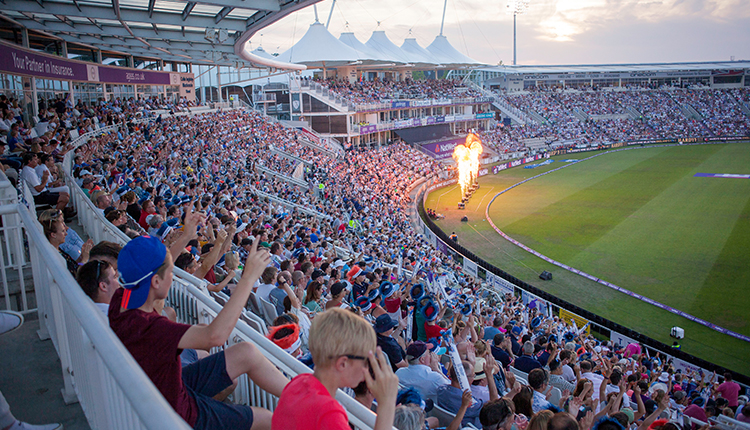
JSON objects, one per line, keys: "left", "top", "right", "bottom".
{"left": 436, "top": 239, "right": 449, "bottom": 256}
{"left": 421, "top": 138, "right": 464, "bottom": 160}
{"left": 0, "top": 41, "right": 177, "bottom": 85}
{"left": 1, "top": 43, "right": 89, "bottom": 81}
{"left": 360, "top": 125, "right": 377, "bottom": 134}
{"left": 98, "top": 66, "right": 172, "bottom": 85}
{"left": 426, "top": 116, "right": 436, "bottom": 125}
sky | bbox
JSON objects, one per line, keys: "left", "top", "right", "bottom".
{"left": 248, "top": 0, "right": 750, "bottom": 66}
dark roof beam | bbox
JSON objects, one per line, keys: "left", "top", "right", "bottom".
{"left": 0, "top": 0, "right": 247, "bottom": 31}
{"left": 14, "top": 18, "right": 236, "bottom": 47}
{"left": 182, "top": 2, "right": 195, "bottom": 21}
{"left": 215, "top": 6, "right": 233, "bottom": 24}
{"left": 191, "top": 0, "right": 279, "bottom": 12}
{"left": 147, "top": 0, "right": 156, "bottom": 18}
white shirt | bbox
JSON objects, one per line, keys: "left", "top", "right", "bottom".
{"left": 21, "top": 165, "right": 44, "bottom": 196}
{"left": 395, "top": 364, "right": 450, "bottom": 403}
{"left": 95, "top": 302, "right": 109, "bottom": 316}
{"left": 582, "top": 372, "right": 605, "bottom": 400}
{"left": 562, "top": 364, "right": 577, "bottom": 383}
{"left": 255, "top": 282, "right": 276, "bottom": 303}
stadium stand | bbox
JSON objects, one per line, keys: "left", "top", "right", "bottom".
{"left": 1, "top": 79, "right": 749, "bottom": 430}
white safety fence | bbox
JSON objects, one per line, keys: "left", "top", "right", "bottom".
{"left": 62, "top": 116, "right": 383, "bottom": 430}
{"left": 0, "top": 173, "right": 191, "bottom": 429}
{"left": 0, "top": 172, "right": 33, "bottom": 315}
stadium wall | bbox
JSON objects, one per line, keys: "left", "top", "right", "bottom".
{"left": 414, "top": 150, "right": 750, "bottom": 386}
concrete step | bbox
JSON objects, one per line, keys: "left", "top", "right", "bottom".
{"left": 0, "top": 317, "right": 90, "bottom": 430}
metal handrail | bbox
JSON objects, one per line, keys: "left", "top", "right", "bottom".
{"left": 6, "top": 201, "right": 191, "bottom": 429}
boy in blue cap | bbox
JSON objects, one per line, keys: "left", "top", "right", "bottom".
{"left": 109, "top": 229, "right": 288, "bottom": 429}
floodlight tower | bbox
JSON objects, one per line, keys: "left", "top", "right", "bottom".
{"left": 506, "top": 0, "right": 529, "bottom": 65}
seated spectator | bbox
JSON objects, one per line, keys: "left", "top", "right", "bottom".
{"left": 374, "top": 314, "right": 407, "bottom": 371}
{"left": 528, "top": 368, "right": 559, "bottom": 413}
{"left": 395, "top": 341, "right": 449, "bottom": 403}
{"left": 549, "top": 359, "right": 576, "bottom": 393}
{"left": 21, "top": 152, "right": 70, "bottom": 212}
{"left": 491, "top": 333, "right": 513, "bottom": 369}
{"left": 479, "top": 397, "right": 516, "bottom": 430}
{"left": 303, "top": 280, "right": 324, "bottom": 313}
{"left": 437, "top": 356, "right": 499, "bottom": 428}
{"left": 76, "top": 260, "right": 120, "bottom": 315}
{"left": 39, "top": 209, "right": 93, "bottom": 277}
{"left": 255, "top": 266, "right": 278, "bottom": 303}
{"left": 514, "top": 341, "right": 543, "bottom": 374}
{"left": 88, "top": 240, "right": 122, "bottom": 270}
{"left": 548, "top": 411, "right": 580, "bottom": 430}
{"left": 271, "top": 307, "right": 399, "bottom": 430}
{"left": 109, "top": 234, "right": 289, "bottom": 429}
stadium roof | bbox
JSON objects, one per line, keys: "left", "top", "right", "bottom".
{"left": 276, "top": 22, "right": 360, "bottom": 68}
{"left": 426, "top": 35, "right": 483, "bottom": 67}
{"left": 400, "top": 38, "right": 439, "bottom": 68}
{"left": 0, "top": 0, "right": 323, "bottom": 66}
{"left": 476, "top": 61, "right": 750, "bottom": 75}
{"left": 338, "top": 32, "right": 382, "bottom": 64}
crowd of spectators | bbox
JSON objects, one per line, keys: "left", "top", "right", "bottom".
{"left": 3, "top": 83, "right": 749, "bottom": 430}
{"left": 478, "top": 88, "right": 750, "bottom": 153}
{"left": 316, "top": 78, "right": 483, "bottom": 105}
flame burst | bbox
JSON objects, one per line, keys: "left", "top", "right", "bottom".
{"left": 452, "top": 133, "right": 484, "bottom": 197}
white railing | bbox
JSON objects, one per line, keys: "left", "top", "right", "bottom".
{"left": 63, "top": 116, "right": 382, "bottom": 430}
{"left": 0, "top": 174, "right": 192, "bottom": 429}
{"left": 0, "top": 173, "right": 33, "bottom": 315}
{"left": 250, "top": 187, "right": 331, "bottom": 221}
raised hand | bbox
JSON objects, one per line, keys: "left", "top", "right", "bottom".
{"left": 364, "top": 347, "right": 399, "bottom": 404}
{"left": 241, "top": 238, "right": 271, "bottom": 281}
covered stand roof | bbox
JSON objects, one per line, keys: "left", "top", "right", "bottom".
{"left": 339, "top": 32, "right": 384, "bottom": 64}
{"left": 365, "top": 31, "right": 411, "bottom": 64}
{"left": 400, "top": 38, "right": 439, "bottom": 68}
{"left": 426, "top": 35, "right": 482, "bottom": 66}
{"left": 276, "top": 22, "right": 359, "bottom": 68}
{"left": 0, "top": 0, "right": 322, "bottom": 66}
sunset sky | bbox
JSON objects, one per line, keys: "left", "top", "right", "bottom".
{"left": 249, "top": 0, "right": 750, "bottom": 66}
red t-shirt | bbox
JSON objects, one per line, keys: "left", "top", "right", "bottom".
{"left": 384, "top": 297, "right": 402, "bottom": 313}
{"left": 138, "top": 209, "right": 154, "bottom": 229}
{"left": 716, "top": 381, "right": 741, "bottom": 407}
{"left": 108, "top": 289, "right": 198, "bottom": 426}
{"left": 424, "top": 321, "right": 446, "bottom": 341}
{"left": 271, "top": 373, "right": 349, "bottom": 430}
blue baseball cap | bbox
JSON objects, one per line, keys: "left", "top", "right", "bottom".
{"left": 118, "top": 235, "right": 168, "bottom": 310}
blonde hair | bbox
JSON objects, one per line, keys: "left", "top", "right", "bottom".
{"left": 224, "top": 251, "right": 239, "bottom": 270}
{"left": 474, "top": 340, "right": 487, "bottom": 357}
{"left": 309, "top": 308, "right": 376, "bottom": 369}
{"left": 527, "top": 409, "right": 553, "bottom": 430}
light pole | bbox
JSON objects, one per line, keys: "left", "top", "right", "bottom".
{"left": 506, "top": 0, "right": 529, "bottom": 65}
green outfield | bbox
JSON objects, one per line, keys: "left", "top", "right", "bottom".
{"left": 425, "top": 142, "right": 750, "bottom": 376}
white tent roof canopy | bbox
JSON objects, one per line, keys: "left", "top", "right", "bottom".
{"left": 339, "top": 32, "right": 385, "bottom": 64}
{"left": 259, "top": 22, "right": 484, "bottom": 70}
{"left": 364, "top": 31, "right": 411, "bottom": 64}
{"left": 426, "top": 35, "right": 483, "bottom": 66}
{"left": 276, "top": 22, "right": 360, "bottom": 68}
{"left": 400, "top": 38, "right": 439, "bottom": 67}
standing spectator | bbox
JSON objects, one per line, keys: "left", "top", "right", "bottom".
{"left": 714, "top": 373, "right": 741, "bottom": 412}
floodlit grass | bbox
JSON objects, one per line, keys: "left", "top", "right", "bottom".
{"left": 426, "top": 142, "right": 750, "bottom": 376}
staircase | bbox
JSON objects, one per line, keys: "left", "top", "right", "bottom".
{"left": 467, "top": 82, "right": 530, "bottom": 125}
{"left": 255, "top": 165, "right": 309, "bottom": 188}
